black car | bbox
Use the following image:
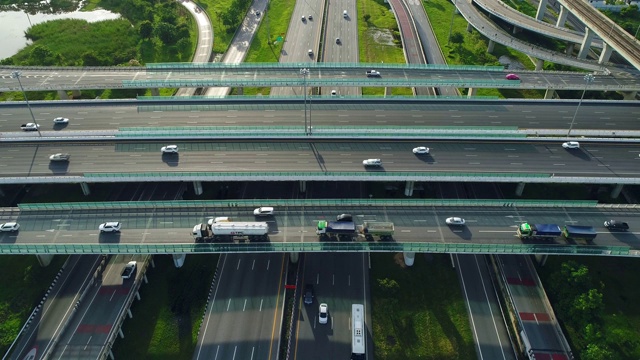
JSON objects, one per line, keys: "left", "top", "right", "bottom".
{"left": 304, "top": 284, "right": 314, "bottom": 305}
{"left": 336, "top": 214, "right": 353, "bottom": 222}
{"left": 604, "top": 220, "right": 629, "bottom": 231}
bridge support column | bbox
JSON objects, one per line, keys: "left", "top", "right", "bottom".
{"left": 515, "top": 182, "right": 526, "bottom": 197}
{"left": 403, "top": 252, "right": 415, "bottom": 267}
{"left": 57, "top": 90, "right": 69, "bottom": 100}
{"left": 544, "top": 89, "right": 555, "bottom": 99}
{"left": 118, "top": 328, "right": 125, "bottom": 338}
{"left": 299, "top": 180, "right": 306, "bottom": 193}
{"left": 172, "top": 253, "right": 186, "bottom": 268}
{"left": 535, "top": 0, "right": 548, "bottom": 21}
{"left": 466, "top": 23, "right": 473, "bottom": 32}
{"left": 36, "top": 254, "right": 55, "bottom": 267}
{"left": 598, "top": 43, "right": 613, "bottom": 64}
{"left": 193, "top": 181, "right": 203, "bottom": 196}
{"left": 108, "top": 350, "right": 114, "bottom": 360}
{"left": 556, "top": 6, "right": 568, "bottom": 27}
{"left": 534, "top": 254, "right": 548, "bottom": 266}
{"left": 622, "top": 91, "right": 637, "bottom": 100}
{"left": 404, "top": 181, "right": 414, "bottom": 197}
{"left": 487, "top": 39, "right": 495, "bottom": 53}
{"left": 71, "top": 90, "right": 81, "bottom": 98}
{"left": 565, "top": 42, "right": 575, "bottom": 55}
{"left": 535, "top": 59, "right": 544, "bottom": 71}
{"left": 512, "top": 26, "right": 520, "bottom": 34}
{"left": 467, "top": 87, "right": 477, "bottom": 97}
{"left": 578, "top": 27, "right": 594, "bottom": 59}
{"left": 80, "top": 182, "right": 91, "bottom": 196}
{"left": 135, "top": 291, "right": 141, "bottom": 300}
{"left": 611, "top": 184, "right": 623, "bottom": 199}
{"left": 0, "top": 186, "right": 4, "bottom": 196}
{"left": 150, "top": 88, "right": 160, "bottom": 97}
{"left": 384, "top": 87, "right": 391, "bottom": 97}
{"left": 237, "top": 87, "right": 244, "bottom": 95}
{"left": 289, "top": 252, "right": 299, "bottom": 264}
{"left": 127, "top": 309, "right": 133, "bottom": 318}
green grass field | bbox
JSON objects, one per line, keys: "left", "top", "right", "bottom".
{"left": 111, "top": 254, "right": 219, "bottom": 359}
{"left": 371, "top": 253, "right": 476, "bottom": 359}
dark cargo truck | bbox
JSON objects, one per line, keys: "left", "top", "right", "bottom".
{"left": 562, "top": 225, "right": 597, "bottom": 242}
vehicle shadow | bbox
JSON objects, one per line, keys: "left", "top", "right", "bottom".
{"left": 98, "top": 232, "right": 121, "bottom": 243}
{"left": 606, "top": 230, "right": 639, "bottom": 246}
{"left": 364, "top": 166, "right": 385, "bottom": 172}
{"left": 53, "top": 123, "right": 69, "bottom": 131}
{"left": 447, "top": 226, "right": 472, "bottom": 240}
{"left": 564, "top": 149, "right": 591, "bottom": 161}
{"left": 49, "top": 162, "right": 70, "bottom": 174}
{"left": 0, "top": 231, "right": 19, "bottom": 243}
{"left": 414, "top": 154, "right": 435, "bottom": 164}
{"left": 161, "top": 153, "right": 180, "bottom": 167}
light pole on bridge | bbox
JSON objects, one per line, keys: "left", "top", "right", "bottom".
{"left": 567, "top": 73, "right": 595, "bottom": 137}
{"left": 11, "top": 71, "right": 42, "bottom": 137}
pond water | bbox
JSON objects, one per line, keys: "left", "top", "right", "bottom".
{"left": 0, "top": 9, "right": 121, "bottom": 60}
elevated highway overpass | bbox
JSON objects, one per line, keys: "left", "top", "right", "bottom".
{"left": 0, "top": 139, "right": 639, "bottom": 185}
{"left": 2, "top": 64, "right": 639, "bottom": 92}
{"left": 0, "top": 200, "right": 637, "bottom": 256}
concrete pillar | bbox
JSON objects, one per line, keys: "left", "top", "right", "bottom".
{"left": 71, "top": 90, "right": 81, "bottom": 98}
{"left": 384, "top": 87, "right": 391, "bottom": 97}
{"left": 466, "top": 23, "right": 473, "bottom": 32}
{"left": 622, "top": 91, "right": 637, "bottom": 100}
{"left": 544, "top": 89, "right": 556, "bottom": 99}
{"left": 578, "top": 27, "right": 594, "bottom": 59}
{"left": 404, "top": 181, "right": 414, "bottom": 197}
{"left": 237, "top": 87, "right": 244, "bottom": 95}
{"left": 512, "top": 26, "right": 520, "bottom": 34}
{"left": 36, "top": 254, "right": 55, "bottom": 266}
{"left": 515, "top": 182, "right": 526, "bottom": 197}
{"left": 556, "top": 6, "right": 568, "bottom": 27}
{"left": 403, "top": 252, "right": 415, "bottom": 266}
{"left": 127, "top": 309, "right": 133, "bottom": 318}
{"left": 535, "top": 59, "right": 544, "bottom": 71}
{"left": 467, "top": 88, "right": 477, "bottom": 97}
{"left": 289, "top": 252, "right": 299, "bottom": 264}
{"left": 534, "top": 254, "right": 548, "bottom": 266}
{"left": 535, "top": 0, "right": 548, "bottom": 21}
{"left": 487, "top": 39, "right": 495, "bottom": 53}
{"left": 565, "top": 43, "right": 575, "bottom": 56}
{"left": 108, "top": 350, "right": 114, "bottom": 360}
{"left": 57, "top": 90, "right": 69, "bottom": 100}
{"left": 143, "top": 274, "right": 148, "bottom": 283}
{"left": 135, "top": 291, "right": 141, "bottom": 300}
{"left": 150, "top": 88, "right": 160, "bottom": 96}
{"left": 299, "top": 180, "right": 306, "bottom": 193}
{"left": 611, "top": 184, "right": 623, "bottom": 198}
{"left": 172, "top": 253, "right": 186, "bottom": 268}
{"left": 0, "top": 186, "right": 4, "bottom": 196}
{"left": 193, "top": 181, "right": 203, "bottom": 196}
{"left": 119, "top": 328, "right": 124, "bottom": 338}
{"left": 598, "top": 43, "right": 613, "bottom": 64}
{"left": 80, "top": 182, "right": 91, "bottom": 196}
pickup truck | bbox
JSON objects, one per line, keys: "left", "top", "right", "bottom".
{"left": 366, "top": 70, "right": 381, "bottom": 77}
{"left": 20, "top": 123, "right": 40, "bottom": 131}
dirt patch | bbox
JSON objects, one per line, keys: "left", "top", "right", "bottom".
{"left": 498, "top": 55, "right": 525, "bottom": 70}
{"left": 368, "top": 28, "right": 395, "bottom": 46}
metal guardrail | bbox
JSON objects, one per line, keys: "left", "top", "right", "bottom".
{"left": 81, "top": 171, "right": 549, "bottom": 179}
{"left": 145, "top": 62, "right": 505, "bottom": 71}
{"left": 0, "top": 242, "right": 629, "bottom": 256}
{"left": 17, "top": 199, "right": 597, "bottom": 211}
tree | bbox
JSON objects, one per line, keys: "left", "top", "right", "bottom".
{"left": 28, "top": 45, "right": 56, "bottom": 65}
{"left": 582, "top": 343, "right": 613, "bottom": 360}
{"left": 139, "top": 20, "right": 153, "bottom": 39}
{"left": 450, "top": 32, "right": 464, "bottom": 46}
{"left": 154, "top": 22, "right": 179, "bottom": 45}
{"left": 81, "top": 51, "right": 104, "bottom": 66}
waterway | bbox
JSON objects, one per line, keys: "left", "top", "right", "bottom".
{"left": 0, "top": 9, "right": 120, "bottom": 60}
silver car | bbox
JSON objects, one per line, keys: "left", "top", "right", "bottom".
{"left": 49, "top": 153, "right": 70, "bottom": 162}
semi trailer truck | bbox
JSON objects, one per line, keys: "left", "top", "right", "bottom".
{"left": 192, "top": 221, "right": 269, "bottom": 242}
{"left": 517, "top": 223, "right": 562, "bottom": 241}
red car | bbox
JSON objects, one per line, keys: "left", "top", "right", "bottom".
{"left": 505, "top": 73, "right": 520, "bottom": 80}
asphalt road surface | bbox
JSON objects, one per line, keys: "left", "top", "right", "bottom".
{"left": 3, "top": 205, "right": 639, "bottom": 249}
{"left": 1, "top": 101, "right": 639, "bottom": 133}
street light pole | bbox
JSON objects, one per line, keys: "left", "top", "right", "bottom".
{"left": 447, "top": 0, "right": 458, "bottom": 45}
{"left": 11, "top": 71, "right": 41, "bottom": 137}
{"left": 300, "top": 68, "right": 309, "bottom": 135}
{"left": 567, "top": 73, "right": 595, "bottom": 137}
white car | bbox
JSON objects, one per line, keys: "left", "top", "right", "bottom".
{"left": 0, "top": 222, "right": 20, "bottom": 232}
{"left": 319, "top": 303, "right": 328, "bottom": 324}
{"left": 362, "top": 159, "right": 382, "bottom": 167}
{"left": 308, "top": 49, "right": 313, "bottom": 56}
{"left": 121, "top": 261, "right": 137, "bottom": 279}
{"left": 412, "top": 147, "right": 430, "bottom": 154}
{"left": 49, "top": 153, "right": 70, "bottom": 162}
{"left": 366, "top": 70, "right": 381, "bottom": 77}
{"left": 445, "top": 217, "right": 466, "bottom": 225}
{"left": 331, "top": 89, "right": 337, "bottom": 96}
{"left": 20, "top": 123, "right": 40, "bottom": 131}
{"left": 53, "top": 117, "right": 69, "bottom": 124}
{"left": 562, "top": 141, "right": 580, "bottom": 149}
{"left": 99, "top": 222, "right": 121, "bottom": 232}
{"left": 161, "top": 145, "right": 179, "bottom": 154}
{"left": 254, "top": 207, "right": 274, "bottom": 216}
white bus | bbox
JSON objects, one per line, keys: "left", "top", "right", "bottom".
{"left": 351, "top": 304, "right": 366, "bottom": 360}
